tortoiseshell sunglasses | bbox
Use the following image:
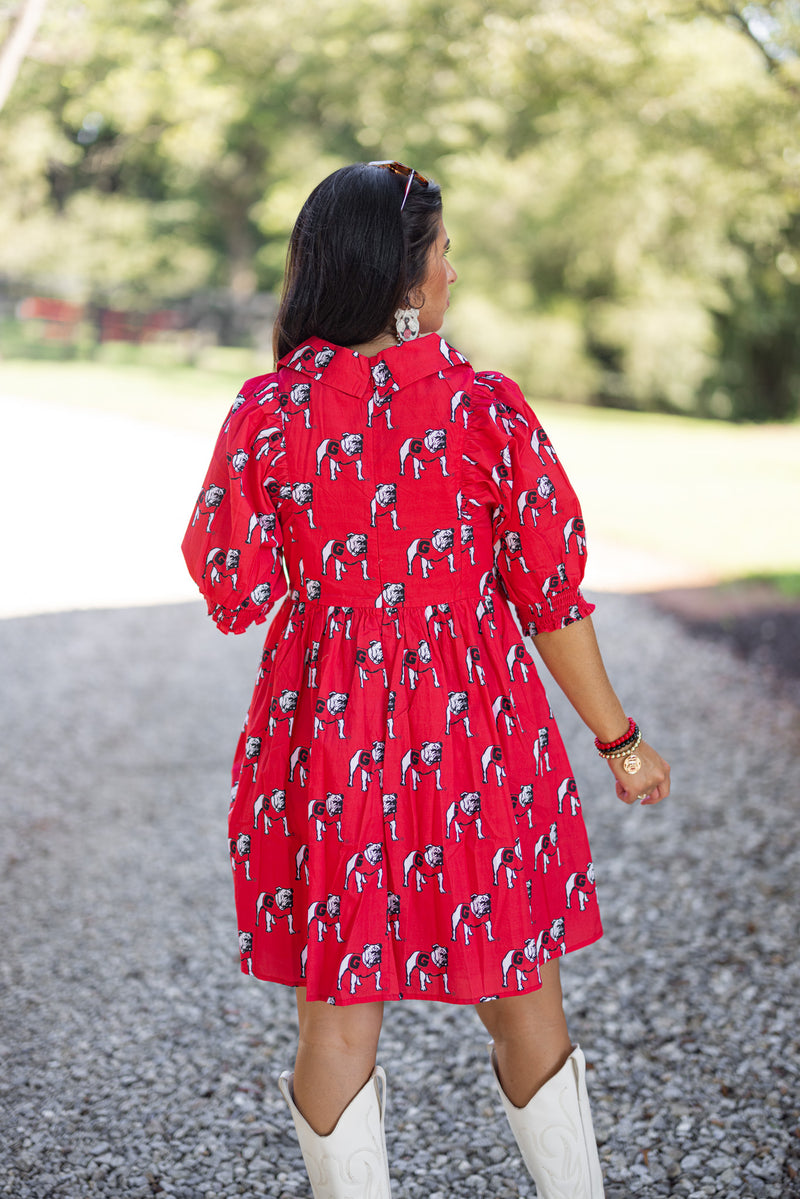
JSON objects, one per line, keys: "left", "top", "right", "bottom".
{"left": 368, "top": 160, "right": 431, "bottom": 210}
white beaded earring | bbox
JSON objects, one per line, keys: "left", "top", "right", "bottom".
{"left": 395, "top": 305, "right": 420, "bottom": 345}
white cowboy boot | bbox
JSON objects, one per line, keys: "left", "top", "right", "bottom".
{"left": 490, "top": 1044, "right": 605, "bottom": 1198}
{"left": 278, "top": 1066, "right": 392, "bottom": 1198}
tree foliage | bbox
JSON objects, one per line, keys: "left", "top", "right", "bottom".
{"left": 1, "top": 0, "right": 798, "bottom": 418}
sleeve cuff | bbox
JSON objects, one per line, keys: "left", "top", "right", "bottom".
{"left": 205, "top": 597, "right": 270, "bottom": 636}
{"left": 516, "top": 589, "right": 595, "bottom": 636}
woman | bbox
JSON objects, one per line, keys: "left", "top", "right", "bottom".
{"left": 182, "top": 161, "right": 670, "bottom": 1199}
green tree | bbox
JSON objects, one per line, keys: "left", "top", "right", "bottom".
{"left": 0, "top": 0, "right": 797, "bottom": 418}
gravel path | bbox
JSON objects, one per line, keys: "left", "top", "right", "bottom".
{"left": 1, "top": 593, "right": 799, "bottom": 1198}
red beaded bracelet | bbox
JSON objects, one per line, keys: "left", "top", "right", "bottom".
{"left": 594, "top": 717, "right": 636, "bottom": 753}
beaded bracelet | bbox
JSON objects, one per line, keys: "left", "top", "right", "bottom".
{"left": 598, "top": 731, "right": 642, "bottom": 760}
{"left": 598, "top": 727, "right": 640, "bottom": 757}
{"left": 594, "top": 717, "right": 636, "bottom": 753}
{"left": 596, "top": 725, "right": 640, "bottom": 759}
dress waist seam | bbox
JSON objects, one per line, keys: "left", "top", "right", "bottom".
{"left": 284, "top": 593, "right": 495, "bottom": 613}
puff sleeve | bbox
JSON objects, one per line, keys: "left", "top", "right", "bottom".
{"left": 464, "top": 372, "right": 595, "bottom": 636}
{"left": 181, "top": 378, "right": 288, "bottom": 634}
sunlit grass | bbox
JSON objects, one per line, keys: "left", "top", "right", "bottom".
{"left": 2, "top": 355, "right": 797, "bottom": 584}
{"left": 534, "top": 400, "right": 799, "bottom": 582}
{"left": 0, "top": 352, "right": 259, "bottom": 433}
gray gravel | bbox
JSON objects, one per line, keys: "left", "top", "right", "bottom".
{"left": 1, "top": 592, "right": 798, "bottom": 1198}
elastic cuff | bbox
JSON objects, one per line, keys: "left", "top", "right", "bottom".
{"left": 206, "top": 600, "right": 267, "bottom": 636}
{"left": 517, "top": 590, "right": 595, "bottom": 636}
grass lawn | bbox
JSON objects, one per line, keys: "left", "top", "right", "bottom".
{"left": 535, "top": 399, "right": 799, "bottom": 584}
{"left": 3, "top": 354, "right": 797, "bottom": 585}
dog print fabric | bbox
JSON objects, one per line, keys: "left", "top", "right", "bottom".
{"left": 183, "top": 335, "right": 603, "bottom": 1004}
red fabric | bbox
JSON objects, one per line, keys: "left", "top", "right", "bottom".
{"left": 182, "top": 335, "right": 602, "bottom": 1004}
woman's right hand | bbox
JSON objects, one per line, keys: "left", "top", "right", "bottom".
{"left": 606, "top": 740, "right": 670, "bottom": 806}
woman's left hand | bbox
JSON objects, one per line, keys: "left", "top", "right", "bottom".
{"left": 607, "top": 740, "right": 670, "bottom": 806}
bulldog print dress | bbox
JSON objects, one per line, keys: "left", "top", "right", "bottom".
{"left": 182, "top": 334, "right": 603, "bottom": 1005}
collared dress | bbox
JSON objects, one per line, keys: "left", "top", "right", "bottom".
{"left": 182, "top": 334, "right": 603, "bottom": 1005}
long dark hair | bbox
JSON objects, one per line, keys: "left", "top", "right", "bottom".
{"left": 272, "top": 163, "right": 442, "bottom": 361}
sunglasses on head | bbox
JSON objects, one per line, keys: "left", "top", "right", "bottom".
{"left": 369, "top": 160, "right": 430, "bottom": 210}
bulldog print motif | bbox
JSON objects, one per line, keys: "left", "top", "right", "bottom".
{"left": 183, "top": 334, "right": 602, "bottom": 1004}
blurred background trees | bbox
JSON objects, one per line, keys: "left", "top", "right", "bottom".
{"left": 1, "top": 0, "right": 798, "bottom": 419}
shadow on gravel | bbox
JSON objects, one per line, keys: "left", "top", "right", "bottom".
{"left": 646, "top": 577, "right": 800, "bottom": 708}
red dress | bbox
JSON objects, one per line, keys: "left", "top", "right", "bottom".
{"left": 182, "top": 335, "right": 602, "bottom": 1004}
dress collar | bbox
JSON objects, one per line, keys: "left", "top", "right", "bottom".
{"left": 277, "top": 334, "right": 471, "bottom": 397}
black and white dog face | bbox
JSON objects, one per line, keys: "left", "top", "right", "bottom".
{"left": 238, "top": 931, "right": 252, "bottom": 954}
{"left": 293, "top": 482, "right": 313, "bottom": 504}
{"left": 245, "top": 736, "right": 261, "bottom": 759}
{"left": 364, "top": 843, "right": 383, "bottom": 866}
{"left": 204, "top": 485, "right": 225, "bottom": 508}
{"left": 459, "top": 792, "right": 481, "bottom": 816}
{"left": 521, "top": 938, "right": 537, "bottom": 964}
{"left": 375, "top": 484, "right": 396, "bottom": 505}
{"left": 418, "top": 640, "right": 432, "bottom": 663}
{"left": 326, "top": 793, "right": 344, "bottom": 816}
{"left": 423, "top": 844, "right": 444, "bottom": 869}
{"left": 448, "top": 691, "right": 469, "bottom": 716}
{"left": 368, "top": 641, "right": 384, "bottom": 664}
{"left": 326, "top": 895, "right": 341, "bottom": 919}
{"left": 341, "top": 433, "right": 363, "bottom": 456}
{"left": 251, "top": 583, "right": 271, "bottom": 605}
{"left": 395, "top": 309, "right": 419, "bottom": 340}
{"left": 372, "top": 361, "right": 394, "bottom": 387}
{"left": 424, "top": 429, "right": 447, "bottom": 452}
{"left": 345, "top": 533, "right": 368, "bottom": 556}
{"left": 429, "top": 944, "right": 448, "bottom": 969}
{"left": 420, "top": 742, "right": 443, "bottom": 766}
{"left": 326, "top": 692, "right": 349, "bottom": 716}
{"left": 431, "top": 528, "right": 454, "bottom": 551}
{"left": 470, "top": 894, "right": 491, "bottom": 920}
{"left": 537, "top": 475, "right": 555, "bottom": 500}
{"left": 383, "top": 793, "right": 398, "bottom": 816}
{"left": 289, "top": 382, "right": 310, "bottom": 405}
{"left": 504, "top": 531, "right": 521, "bottom": 553}
{"left": 306, "top": 579, "right": 321, "bottom": 600}
{"left": 360, "top": 943, "right": 382, "bottom": 970}
{"left": 275, "top": 887, "right": 293, "bottom": 911}
{"left": 383, "top": 583, "right": 405, "bottom": 605}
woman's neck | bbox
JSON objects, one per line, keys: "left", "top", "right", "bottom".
{"left": 347, "top": 332, "right": 397, "bottom": 356}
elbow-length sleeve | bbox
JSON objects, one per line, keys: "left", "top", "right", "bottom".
{"left": 181, "top": 379, "right": 288, "bottom": 634}
{"left": 464, "top": 372, "right": 595, "bottom": 636}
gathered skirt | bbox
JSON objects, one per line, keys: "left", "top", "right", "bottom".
{"left": 227, "top": 590, "right": 602, "bottom": 1005}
